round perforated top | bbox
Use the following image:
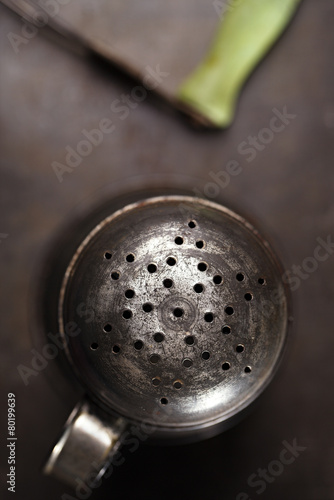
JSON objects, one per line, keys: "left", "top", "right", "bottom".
{"left": 59, "top": 196, "right": 289, "bottom": 428}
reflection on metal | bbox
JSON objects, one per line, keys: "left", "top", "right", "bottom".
{"left": 43, "top": 400, "right": 126, "bottom": 488}
{"left": 44, "top": 195, "right": 290, "bottom": 487}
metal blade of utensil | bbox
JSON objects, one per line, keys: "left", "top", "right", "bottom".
{"left": 2, "top": 0, "right": 302, "bottom": 128}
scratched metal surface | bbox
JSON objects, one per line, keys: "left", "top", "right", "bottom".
{"left": 0, "top": 1, "right": 334, "bottom": 499}
{"left": 59, "top": 196, "right": 289, "bottom": 431}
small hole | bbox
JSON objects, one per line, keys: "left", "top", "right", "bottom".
{"left": 194, "top": 283, "right": 204, "bottom": 293}
{"left": 150, "top": 354, "right": 160, "bottom": 364}
{"left": 202, "top": 351, "right": 210, "bottom": 360}
{"left": 175, "top": 236, "right": 183, "bottom": 245}
{"left": 103, "top": 324, "right": 112, "bottom": 333}
{"left": 196, "top": 240, "right": 204, "bottom": 249}
{"left": 112, "top": 345, "right": 120, "bottom": 354}
{"left": 185, "top": 335, "right": 195, "bottom": 346}
{"left": 198, "top": 262, "right": 207, "bottom": 272}
{"left": 236, "top": 273, "right": 244, "bottom": 282}
{"left": 204, "top": 312, "right": 214, "bottom": 323}
{"left": 182, "top": 358, "right": 193, "bottom": 368}
{"left": 160, "top": 398, "right": 168, "bottom": 405}
{"left": 213, "top": 275, "right": 222, "bottom": 285}
{"left": 90, "top": 342, "right": 98, "bottom": 350}
{"left": 163, "top": 279, "right": 173, "bottom": 288}
{"left": 188, "top": 221, "right": 196, "bottom": 228}
{"left": 244, "top": 293, "right": 253, "bottom": 301}
{"left": 143, "top": 303, "right": 153, "bottom": 313}
{"left": 125, "top": 289, "right": 135, "bottom": 299}
{"left": 152, "top": 377, "right": 161, "bottom": 386}
{"left": 104, "top": 252, "right": 112, "bottom": 260}
{"left": 173, "top": 381, "right": 182, "bottom": 389}
{"left": 126, "top": 253, "right": 135, "bottom": 262}
{"left": 222, "top": 362, "right": 230, "bottom": 371}
{"left": 111, "top": 271, "right": 120, "bottom": 280}
{"left": 154, "top": 332, "right": 164, "bottom": 343}
{"left": 173, "top": 307, "right": 184, "bottom": 318}
{"left": 134, "top": 340, "right": 143, "bottom": 350}
{"left": 122, "top": 309, "right": 132, "bottom": 319}
{"left": 222, "top": 325, "right": 231, "bottom": 334}
{"left": 167, "top": 257, "right": 176, "bottom": 266}
{"left": 147, "top": 263, "right": 157, "bottom": 273}
{"left": 236, "top": 344, "right": 244, "bottom": 353}
{"left": 245, "top": 366, "right": 252, "bottom": 373}
{"left": 258, "top": 278, "right": 266, "bottom": 285}
{"left": 225, "top": 306, "right": 234, "bottom": 315}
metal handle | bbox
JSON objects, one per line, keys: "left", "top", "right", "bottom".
{"left": 43, "top": 400, "right": 127, "bottom": 488}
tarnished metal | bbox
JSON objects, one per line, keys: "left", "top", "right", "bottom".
{"left": 1, "top": 0, "right": 333, "bottom": 494}
{"left": 57, "top": 195, "right": 289, "bottom": 437}
{"left": 43, "top": 194, "right": 290, "bottom": 487}
{"left": 44, "top": 400, "right": 126, "bottom": 487}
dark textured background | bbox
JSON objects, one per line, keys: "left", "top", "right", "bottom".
{"left": 0, "top": 1, "right": 333, "bottom": 499}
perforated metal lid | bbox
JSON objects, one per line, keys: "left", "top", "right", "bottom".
{"left": 59, "top": 196, "right": 289, "bottom": 428}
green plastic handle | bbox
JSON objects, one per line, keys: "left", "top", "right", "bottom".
{"left": 177, "top": 0, "right": 302, "bottom": 128}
